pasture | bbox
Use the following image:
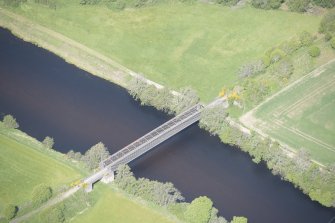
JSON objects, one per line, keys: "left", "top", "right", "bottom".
{"left": 11, "top": 1, "right": 320, "bottom": 101}
{"left": 0, "top": 123, "right": 82, "bottom": 207}
{"left": 72, "top": 185, "right": 176, "bottom": 223}
{"left": 246, "top": 61, "right": 335, "bottom": 165}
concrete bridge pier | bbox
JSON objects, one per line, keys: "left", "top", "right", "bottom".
{"left": 101, "top": 169, "right": 114, "bottom": 184}
{"left": 84, "top": 182, "right": 93, "bottom": 193}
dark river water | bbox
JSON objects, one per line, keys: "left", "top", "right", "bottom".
{"left": 0, "top": 28, "right": 334, "bottom": 223}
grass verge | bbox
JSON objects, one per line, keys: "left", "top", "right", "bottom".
{"left": 0, "top": 122, "right": 83, "bottom": 209}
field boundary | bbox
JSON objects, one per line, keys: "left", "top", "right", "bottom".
{"left": 240, "top": 59, "right": 335, "bottom": 165}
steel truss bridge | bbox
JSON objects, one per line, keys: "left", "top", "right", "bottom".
{"left": 84, "top": 104, "right": 203, "bottom": 191}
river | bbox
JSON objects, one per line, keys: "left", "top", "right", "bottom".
{"left": 0, "top": 28, "right": 334, "bottom": 223}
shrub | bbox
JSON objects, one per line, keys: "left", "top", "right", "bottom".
{"left": 331, "top": 37, "right": 335, "bottom": 48}
{"left": 2, "top": 0, "right": 27, "bottom": 7}
{"left": 325, "top": 32, "right": 332, "bottom": 41}
{"left": 115, "top": 165, "right": 184, "bottom": 206}
{"left": 34, "top": 0, "right": 57, "bottom": 9}
{"left": 270, "top": 48, "right": 286, "bottom": 63}
{"left": 216, "top": 0, "right": 239, "bottom": 6}
{"left": 273, "top": 59, "right": 294, "bottom": 80}
{"left": 199, "top": 104, "right": 228, "bottom": 135}
{"left": 42, "top": 136, "right": 54, "bottom": 149}
{"left": 242, "top": 79, "right": 271, "bottom": 105}
{"left": 251, "top": 0, "right": 283, "bottom": 9}
{"left": 32, "top": 184, "right": 53, "bottom": 205}
{"left": 319, "top": 10, "right": 335, "bottom": 35}
{"left": 299, "top": 31, "right": 314, "bottom": 46}
{"left": 238, "top": 60, "right": 265, "bottom": 78}
{"left": 313, "top": 0, "right": 335, "bottom": 8}
{"left": 308, "top": 45, "right": 321, "bottom": 57}
{"left": 261, "top": 55, "right": 271, "bottom": 67}
{"left": 3, "top": 204, "right": 17, "bottom": 220}
{"left": 172, "top": 86, "right": 199, "bottom": 114}
{"left": 279, "top": 38, "right": 301, "bottom": 55}
{"left": 80, "top": 0, "right": 101, "bottom": 4}
{"left": 287, "top": 0, "right": 311, "bottom": 12}
{"left": 231, "top": 216, "right": 248, "bottom": 223}
{"left": 128, "top": 78, "right": 176, "bottom": 114}
{"left": 83, "top": 142, "right": 110, "bottom": 170}
{"left": 2, "top": 115, "right": 19, "bottom": 129}
{"left": 184, "top": 196, "right": 213, "bottom": 223}
{"left": 43, "top": 206, "right": 65, "bottom": 223}
{"left": 107, "top": 0, "right": 126, "bottom": 10}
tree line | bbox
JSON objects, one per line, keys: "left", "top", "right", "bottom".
{"left": 114, "top": 164, "right": 248, "bottom": 223}
{"left": 199, "top": 105, "right": 335, "bottom": 207}
{"left": 127, "top": 77, "right": 199, "bottom": 115}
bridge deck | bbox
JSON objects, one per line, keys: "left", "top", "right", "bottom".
{"left": 101, "top": 104, "right": 203, "bottom": 169}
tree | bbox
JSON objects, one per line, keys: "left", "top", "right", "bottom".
{"left": 331, "top": 37, "right": 335, "bottom": 48}
{"left": 299, "top": 31, "right": 314, "bottom": 46}
{"left": 319, "top": 10, "right": 335, "bottom": 35}
{"left": 42, "top": 136, "right": 54, "bottom": 149}
{"left": 83, "top": 142, "right": 110, "bottom": 170}
{"left": 184, "top": 196, "right": 213, "bottom": 223}
{"left": 114, "top": 164, "right": 137, "bottom": 190}
{"left": 231, "top": 216, "right": 248, "bottom": 223}
{"left": 44, "top": 205, "right": 65, "bottom": 223}
{"left": 127, "top": 78, "right": 175, "bottom": 114}
{"left": 216, "top": 0, "right": 239, "bottom": 6}
{"left": 242, "top": 79, "right": 270, "bottom": 105}
{"left": 209, "top": 207, "right": 228, "bottom": 223}
{"left": 2, "top": 115, "right": 19, "bottom": 129}
{"left": 251, "top": 0, "right": 283, "bottom": 9}
{"left": 199, "top": 104, "right": 228, "bottom": 135}
{"left": 172, "top": 87, "right": 199, "bottom": 114}
{"left": 269, "top": 48, "right": 286, "bottom": 63}
{"left": 272, "top": 59, "right": 294, "bottom": 80}
{"left": 80, "top": 0, "right": 101, "bottom": 4}
{"left": 313, "top": 0, "right": 335, "bottom": 8}
{"left": 3, "top": 0, "right": 27, "bottom": 7}
{"left": 3, "top": 204, "right": 17, "bottom": 220}
{"left": 31, "top": 184, "right": 52, "bottom": 205}
{"left": 287, "top": 0, "right": 311, "bottom": 12}
{"left": 238, "top": 60, "right": 265, "bottom": 79}
{"left": 308, "top": 46, "right": 321, "bottom": 57}
{"left": 34, "top": 0, "right": 57, "bottom": 9}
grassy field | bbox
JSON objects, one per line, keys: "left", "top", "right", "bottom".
{"left": 71, "top": 184, "right": 177, "bottom": 223}
{"left": 0, "top": 123, "right": 82, "bottom": 208}
{"left": 8, "top": 1, "right": 320, "bottom": 101}
{"left": 243, "top": 60, "right": 335, "bottom": 165}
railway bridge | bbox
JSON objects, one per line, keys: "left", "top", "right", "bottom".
{"left": 83, "top": 104, "right": 204, "bottom": 192}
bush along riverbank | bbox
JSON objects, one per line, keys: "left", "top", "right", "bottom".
{"left": 199, "top": 105, "right": 335, "bottom": 208}
{"left": 0, "top": 114, "right": 248, "bottom": 223}
{"left": 113, "top": 164, "right": 247, "bottom": 223}
{"left": 127, "top": 75, "right": 335, "bottom": 207}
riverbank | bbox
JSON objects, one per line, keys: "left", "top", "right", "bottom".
{"left": 0, "top": 2, "right": 320, "bottom": 101}
{"left": 0, "top": 7, "right": 149, "bottom": 90}
{"left": 1, "top": 25, "right": 335, "bottom": 222}
{"left": 0, "top": 120, "right": 182, "bottom": 223}
{"left": 0, "top": 121, "right": 83, "bottom": 220}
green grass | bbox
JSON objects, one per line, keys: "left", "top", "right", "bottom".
{"left": 71, "top": 184, "right": 176, "bottom": 223}
{"left": 10, "top": 1, "right": 320, "bottom": 101}
{"left": 0, "top": 123, "right": 82, "bottom": 207}
{"left": 251, "top": 60, "right": 335, "bottom": 164}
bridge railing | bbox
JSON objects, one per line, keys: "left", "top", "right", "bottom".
{"left": 100, "top": 104, "right": 203, "bottom": 169}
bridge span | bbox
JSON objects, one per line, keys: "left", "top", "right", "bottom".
{"left": 84, "top": 104, "right": 203, "bottom": 191}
